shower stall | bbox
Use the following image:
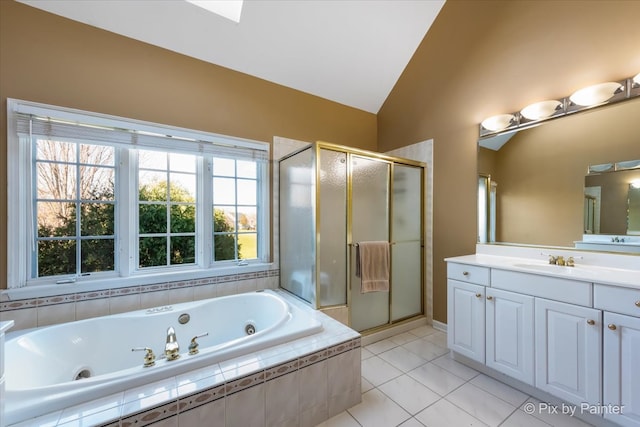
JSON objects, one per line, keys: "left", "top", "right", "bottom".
{"left": 279, "top": 142, "right": 425, "bottom": 332}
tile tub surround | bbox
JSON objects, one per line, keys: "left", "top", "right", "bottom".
{"left": 0, "top": 269, "right": 280, "bottom": 331}
{"left": 8, "top": 291, "right": 361, "bottom": 427}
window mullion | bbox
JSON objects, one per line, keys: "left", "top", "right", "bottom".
{"left": 118, "top": 148, "right": 135, "bottom": 277}
{"left": 200, "top": 157, "right": 213, "bottom": 267}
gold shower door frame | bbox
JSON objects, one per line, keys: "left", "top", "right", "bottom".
{"left": 313, "top": 142, "right": 425, "bottom": 333}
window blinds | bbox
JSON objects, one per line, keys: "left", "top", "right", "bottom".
{"left": 15, "top": 111, "right": 269, "bottom": 162}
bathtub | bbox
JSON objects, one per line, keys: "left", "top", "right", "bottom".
{"left": 4, "top": 290, "right": 323, "bottom": 425}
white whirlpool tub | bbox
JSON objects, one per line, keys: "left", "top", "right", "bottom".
{"left": 4, "top": 290, "right": 323, "bottom": 425}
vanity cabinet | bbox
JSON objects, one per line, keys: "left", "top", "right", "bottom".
{"left": 534, "top": 298, "right": 602, "bottom": 406}
{"left": 447, "top": 262, "right": 610, "bottom": 420}
{"left": 596, "top": 284, "right": 640, "bottom": 427}
{"left": 447, "top": 273, "right": 536, "bottom": 385}
{"left": 447, "top": 279, "right": 486, "bottom": 363}
{"left": 602, "top": 312, "right": 640, "bottom": 427}
{"left": 485, "top": 288, "right": 534, "bottom": 385}
{"left": 447, "top": 263, "right": 489, "bottom": 363}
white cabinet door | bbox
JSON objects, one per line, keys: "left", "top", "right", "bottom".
{"left": 486, "top": 288, "right": 534, "bottom": 385}
{"left": 603, "top": 312, "right": 640, "bottom": 427}
{"left": 447, "top": 279, "right": 485, "bottom": 363}
{"left": 535, "top": 298, "right": 602, "bottom": 406}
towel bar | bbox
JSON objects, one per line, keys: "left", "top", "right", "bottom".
{"left": 349, "top": 242, "right": 395, "bottom": 247}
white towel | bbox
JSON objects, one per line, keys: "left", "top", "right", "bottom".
{"left": 355, "top": 241, "right": 390, "bottom": 293}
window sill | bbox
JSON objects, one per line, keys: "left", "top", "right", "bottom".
{"left": 2, "top": 263, "right": 275, "bottom": 301}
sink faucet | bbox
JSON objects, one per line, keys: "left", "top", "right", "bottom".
{"left": 165, "top": 326, "right": 180, "bottom": 361}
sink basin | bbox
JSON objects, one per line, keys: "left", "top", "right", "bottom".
{"left": 511, "top": 263, "right": 584, "bottom": 275}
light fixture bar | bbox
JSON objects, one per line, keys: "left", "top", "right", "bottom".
{"left": 479, "top": 73, "right": 639, "bottom": 139}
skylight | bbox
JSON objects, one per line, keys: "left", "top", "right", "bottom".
{"left": 185, "top": 0, "right": 243, "bottom": 23}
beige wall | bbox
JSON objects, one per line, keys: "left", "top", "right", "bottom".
{"left": 378, "top": 0, "right": 640, "bottom": 323}
{"left": 0, "top": 1, "right": 376, "bottom": 289}
{"left": 2, "top": 1, "right": 640, "bottom": 324}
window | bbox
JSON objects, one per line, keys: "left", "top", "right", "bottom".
{"left": 34, "top": 138, "right": 116, "bottom": 277}
{"left": 7, "top": 99, "right": 269, "bottom": 288}
{"left": 138, "top": 150, "right": 198, "bottom": 268}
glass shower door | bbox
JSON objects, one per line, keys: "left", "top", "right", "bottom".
{"left": 391, "top": 164, "right": 423, "bottom": 321}
{"left": 318, "top": 148, "right": 347, "bottom": 306}
{"left": 350, "top": 155, "right": 390, "bottom": 332}
{"left": 279, "top": 148, "right": 315, "bottom": 304}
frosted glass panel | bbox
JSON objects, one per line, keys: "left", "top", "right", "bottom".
{"left": 319, "top": 149, "right": 347, "bottom": 306}
{"left": 391, "top": 241, "right": 422, "bottom": 320}
{"left": 393, "top": 165, "right": 422, "bottom": 241}
{"left": 391, "top": 164, "right": 422, "bottom": 321}
{"left": 279, "top": 148, "right": 315, "bottom": 304}
{"left": 350, "top": 155, "right": 390, "bottom": 332}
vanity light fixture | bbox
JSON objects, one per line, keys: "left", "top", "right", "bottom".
{"left": 520, "top": 100, "right": 562, "bottom": 121}
{"left": 481, "top": 114, "right": 515, "bottom": 132}
{"left": 569, "top": 82, "right": 623, "bottom": 107}
{"left": 480, "top": 72, "right": 639, "bottom": 138}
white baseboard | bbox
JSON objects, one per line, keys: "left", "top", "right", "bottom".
{"left": 432, "top": 319, "right": 447, "bottom": 332}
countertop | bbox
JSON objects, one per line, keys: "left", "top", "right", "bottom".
{"left": 446, "top": 254, "right": 640, "bottom": 289}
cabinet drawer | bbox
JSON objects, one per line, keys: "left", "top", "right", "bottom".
{"left": 447, "top": 263, "right": 490, "bottom": 285}
{"left": 594, "top": 284, "right": 640, "bottom": 317}
{"left": 491, "top": 269, "right": 592, "bottom": 306}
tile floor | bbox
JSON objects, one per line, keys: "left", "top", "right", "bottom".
{"left": 318, "top": 325, "right": 594, "bottom": 427}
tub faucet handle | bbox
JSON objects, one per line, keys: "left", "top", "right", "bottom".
{"left": 188, "top": 332, "right": 209, "bottom": 355}
{"left": 165, "top": 327, "right": 180, "bottom": 361}
{"left": 132, "top": 347, "right": 156, "bottom": 367}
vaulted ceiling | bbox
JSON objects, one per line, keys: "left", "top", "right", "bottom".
{"left": 17, "top": 0, "right": 445, "bottom": 114}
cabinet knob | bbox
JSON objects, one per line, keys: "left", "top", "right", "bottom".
{"left": 586, "top": 319, "right": 595, "bottom": 325}
{"left": 608, "top": 324, "right": 617, "bottom": 330}
{"left": 475, "top": 293, "right": 482, "bottom": 298}
{"left": 486, "top": 296, "right": 493, "bottom": 300}
{"left": 636, "top": 301, "right": 640, "bottom": 308}
{"left": 463, "top": 271, "right": 469, "bottom": 276}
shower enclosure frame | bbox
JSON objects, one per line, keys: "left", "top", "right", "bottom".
{"left": 279, "top": 141, "right": 425, "bottom": 332}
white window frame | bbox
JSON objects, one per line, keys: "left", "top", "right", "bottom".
{"left": 7, "top": 99, "right": 271, "bottom": 291}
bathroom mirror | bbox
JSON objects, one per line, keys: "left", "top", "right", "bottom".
{"left": 477, "top": 97, "right": 640, "bottom": 254}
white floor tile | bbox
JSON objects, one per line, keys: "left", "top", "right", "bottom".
{"left": 431, "top": 354, "right": 480, "bottom": 381}
{"left": 423, "top": 331, "right": 447, "bottom": 347}
{"left": 501, "top": 409, "right": 552, "bottom": 427}
{"left": 469, "top": 374, "right": 529, "bottom": 407}
{"left": 378, "top": 374, "right": 440, "bottom": 415}
{"left": 317, "top": 410, "right": 361, "bottom": 427}
{"left": 338, "top": 329, "right": 595, "bottom": 427}
{"left": 378, "top": 346, "right": 427, "bottom": 372}
{"left": 408, "top": 325, "right": 438, "bottom": 338}
{"left": 407, "top": 362, "right": 466, "bottom": 396}
{"left": 361, "top": 356, "right": 403, "bottom": 386}
{"left": 365, "top": 338, "right": 397, "bottom": 355}
{"left": 521, "top": 398, "right": 593, "bottom": 427}
{"left": 398, "top": 418, "right": 426, "bottom": 427}
{"left": 389, "top": 331, "right": 420, "bottom": 346}
{"left": 415, "top": 398, "right": 488, "bottom": 427}
{"left": 445, "top": 382, "right": 516, "bottom": 426}
{"left": 361, "top": 347, "right": 375, "bottom": 360}
{"left": 361, "top": 377, "right": 374, "bottom": 393}
{"left": 348, "top": 388, "right": 411, "bottom": 427}
{"left": 402, "top": 338, "right": 449, "bottom": 361}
